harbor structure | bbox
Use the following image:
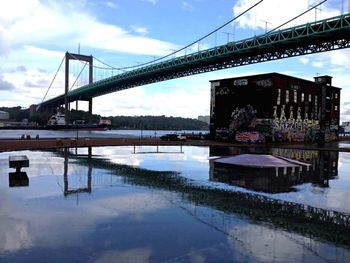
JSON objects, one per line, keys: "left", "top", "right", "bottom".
{"left": 209, "top": 73, "right": 340, "bottom": 142}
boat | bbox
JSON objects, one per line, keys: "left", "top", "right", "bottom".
{"left": 46, "top": 112, "right": 110, "bottom": 131}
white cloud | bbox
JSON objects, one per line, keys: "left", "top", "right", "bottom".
{"left": 0, "top": 1, "right": 181, "bottom": 109}
{"left": 299, "top": 57, "right": 309, "bottom": 65}
{"left": 142, "top": 0, "right": 157, "bottom": 5}
{"left": 131, "top": 26, "right": 149, "bottom": 36}
{"left": 233, "top": 0, "right": 340, "bottom": 31}
{"left": 312, "top": 61, "right": 324, "bottom": 68}
{"left": 23, "top": 46, "right": 64, "bottom": 59}
{"left": 93, "top": 76, "right": 211, "bottom": 118}
{"left": 327, "top": 49, "right": 350, "bottom": 69}
{"left": 105, "top": 1, "right": 118, "bottom": 9}
{"left": 182, "top": 1, "right": 194, "bottom": 12}
{"left": 0, "top": 75, "right": 15, "bottom": 90}
{"left": 0, "top": 1, "right": 177, "bottom": 57}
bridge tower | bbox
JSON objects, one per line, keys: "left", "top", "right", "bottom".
{"left": 65, "top": 52, "right": 93, "bottom": 123}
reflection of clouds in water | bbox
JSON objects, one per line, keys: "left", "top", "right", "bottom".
{"left": 0, "top": 151, "right": 64, "bottom": 178}
{"left": 295, "top": 193, "right": 305, "bottom": 201}
{"left": 0, "top": 193, "right": 33, "bottom": 253}
{"left": 93, "top": 146, "right": 134, "bottom": 156}
{"left": 93, "top": 146, "right": 142, "bottom": 166}
{"left": 0, "top": 190, "right": 169, "bottom": 253}
{"left": 188, "top": 252, "right": 206, "bottom": 263}
{"left": 94, "top": 247, "right": 152, "bottom": 263}
{"left": 92, "top": 145, "right": 209, "bottom": 165}
{"left": 92, "top": 192, "right": 170, "bottom": 219}
{"left": 0, "top": 218, "right": 32, "bottom": 253}
{"left": 226, "top": 224, "right": 348, "bottom": 262}
{"left": 326, "top": 191, "right": 350, "bottom": 212}
{"left": 191, "top": 154, "right": 209, "bottom": 164}
{"left": 339, "top": 153, "right": 350, "bottom": 171}
{"left": 110, "top": 155, "right": 141, "bottom": 166}
{"left": 28, "top": 156, "right": 64, "bottom": 177}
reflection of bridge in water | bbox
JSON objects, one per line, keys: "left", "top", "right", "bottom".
{"left": 62, "top": 147, "right": 124, "bottom": 196}
{"left": 58, "top": 146, "right": 350, "bottom": 247}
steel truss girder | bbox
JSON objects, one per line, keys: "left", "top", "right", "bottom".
{"left": 40, "top": 14, "right": 350, "bottom": 107}
{"left": 77, "top": 37, "right": 350, "bottom": 99}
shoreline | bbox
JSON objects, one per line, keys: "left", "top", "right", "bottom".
{"left": 1, "top": 137, "right": 350, "bottom": 152}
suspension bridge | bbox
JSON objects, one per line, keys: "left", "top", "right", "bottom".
{"left": 37, "top": 8, "right": 350, "bottom": 118}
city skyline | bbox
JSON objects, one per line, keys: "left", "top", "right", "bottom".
{"left": 1, "top": 0, "right": 350, "bottom": 121}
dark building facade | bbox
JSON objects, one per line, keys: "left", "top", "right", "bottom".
{"left": 210, "top": 73, "right": 340, "bottom": 142}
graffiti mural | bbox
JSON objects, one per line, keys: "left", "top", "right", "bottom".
{"left": 222, "top": 103, "right": 322, "bottom": 143}
{"left": 210, "top": 73, "right": 340, "bottom": 143}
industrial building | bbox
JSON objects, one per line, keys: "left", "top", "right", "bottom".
{"left": 210, "top": 73, "right": 340, "bottom": 143}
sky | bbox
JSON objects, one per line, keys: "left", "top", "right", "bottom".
{"left": 1, "top": 0, "right": 350, "bottom": 121}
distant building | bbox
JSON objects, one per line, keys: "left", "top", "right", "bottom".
{"left": 210, "top": 73, "right": 340, "bottom": 142}
{"left": 198, "top": 115, "right": 210, "bottom": 124}
{"left": 99, "top": 119, "right": 112, "bottom": 125}
{"left": 0, "top": 111, "right": 10, "bottom": 120}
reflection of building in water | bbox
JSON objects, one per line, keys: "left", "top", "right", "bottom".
{"left": 209, "top": 149, "right": 338, "bottom": 193}
{"left": 271, "top": 148, "right": 338, "bottom": 187}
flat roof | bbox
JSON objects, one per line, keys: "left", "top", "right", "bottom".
{"left": 210, "top": 72, "right": 341, "bottom": 90}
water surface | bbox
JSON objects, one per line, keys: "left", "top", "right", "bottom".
{"left": 1, "top": 146, "right": 350, "bottom": 262}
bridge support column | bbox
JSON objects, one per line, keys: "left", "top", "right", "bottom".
{"left": 88, "top": 98, "right": 92, "bottom": 124}
{"left": 65, "top": 52, "right": 70, "bottom": 124}
{"left": 64, "top": 52, "right": 93, "bottom": 124}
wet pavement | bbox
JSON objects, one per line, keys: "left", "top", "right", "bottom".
{"left": 0, "top": 145, "right": 350, "bottom": 262}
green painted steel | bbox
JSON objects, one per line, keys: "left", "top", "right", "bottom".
{"left": 41, "top": 13, "right": 350, "bottom": 107}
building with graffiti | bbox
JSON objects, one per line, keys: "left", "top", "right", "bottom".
{"left": 210, "top": 73, "right": 340, "bottom": 143}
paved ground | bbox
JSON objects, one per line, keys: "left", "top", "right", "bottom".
{"left": 1, "top": 137, "right": 350, "bottom": 152}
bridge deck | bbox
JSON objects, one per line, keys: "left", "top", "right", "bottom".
{"left": 38, "top": 13, "right": 350, "bottom": 109}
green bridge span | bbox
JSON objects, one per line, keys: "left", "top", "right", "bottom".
{"left": 39, "top": 13, "right": 350, "bottom": 109}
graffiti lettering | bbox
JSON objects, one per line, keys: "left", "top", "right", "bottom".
{"left": 233, "top": 79, "right": 248, "bottom": 86}
{"left": 256, "top": 79, "right": 272, "bottom": 87}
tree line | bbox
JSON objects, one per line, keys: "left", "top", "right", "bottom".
{"left": 0, "top": 107, "right": 209, "bottom": 130}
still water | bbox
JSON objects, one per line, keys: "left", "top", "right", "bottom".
{"left": 1, "top": 145, "right": 350, "bottom": 262}
{"left": 0, "top": 129, "right": 206, "bottom": 139}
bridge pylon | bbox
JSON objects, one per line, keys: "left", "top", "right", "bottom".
{"left": 64, "top": 52, "right": 93, "bottom": 123}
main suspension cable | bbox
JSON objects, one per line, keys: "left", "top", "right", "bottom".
{"left": 267, "top": 0, "right": 327, "bottom": 34}
{"left": 93, "top": 0, "right": 264, "bottom": 71}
